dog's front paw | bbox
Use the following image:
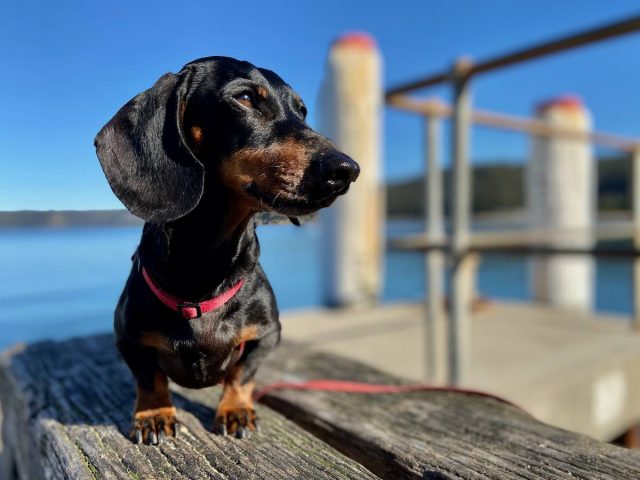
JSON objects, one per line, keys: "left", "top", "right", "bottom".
{"left": 130, "top": 406, "right": 179, "bottom": 445}
{"left": 214, "top": 406, "right": 259, "bottom": 439}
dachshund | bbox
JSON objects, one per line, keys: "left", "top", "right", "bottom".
{"left": 94, "top": 56, "right": 359, "bottom": 444}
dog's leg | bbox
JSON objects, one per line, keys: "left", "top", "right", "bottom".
{"left": 214, "top": 327, "right": 280, "bottom": 438}
{"left": 131, "top": 370, "right": 178, "bottom": 445}
{"left": 117, "top": 338, "right": 178, "bottom": 444}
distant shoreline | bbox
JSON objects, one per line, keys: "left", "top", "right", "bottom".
{"left": 0, "top": 210, "right": 308, "bottom": 228}
{"left": 0, "top": 210, "right": 143, "bottom": 228}
{"left": 3, "top": 158, "right": 630, "bottom": 228}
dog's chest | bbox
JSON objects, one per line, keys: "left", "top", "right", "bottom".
{"left": 158, "top": 342, "right": 231, "bottom": 388}
{"left": 154, "top": 319, "right": 237, "bottom": 388}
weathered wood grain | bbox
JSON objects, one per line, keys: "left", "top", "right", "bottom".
{"left": 258, "top": 342, "right": 640, "bottom": 480}
{"left": 4, "top": 332, "right": 640, "bottom": 480}
{"left": 0, "top": 334, "right": 377, "bottom": 480}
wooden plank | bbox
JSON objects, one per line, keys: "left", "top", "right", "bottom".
{"left": 258, "top": 342, "right": 640, "bottom": 480}
{"left": 0, "top": 334, "right": 378, "bottom": 480}
{"left": 281, "top": 303, "right": 640, "bottom": 441}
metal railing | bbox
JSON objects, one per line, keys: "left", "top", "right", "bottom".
{"left": 385, "top": 15, "right": 640, "bottom": 385}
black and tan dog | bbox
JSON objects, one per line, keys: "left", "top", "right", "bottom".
{"left": 95, "top": 56, "right": 359, "bottom": 444}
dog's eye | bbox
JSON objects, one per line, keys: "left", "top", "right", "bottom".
{"left": 299, "top": 104, "right": 307, "bottom": 118}
{"left": 234, "top": 92, "right": 254, "bottom": 109}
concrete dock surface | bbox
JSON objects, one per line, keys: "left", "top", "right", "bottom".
{"left": 281, "top": 301, "right": 640, "bottom": 441}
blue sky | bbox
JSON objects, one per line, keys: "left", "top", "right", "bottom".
{"left": 1, "top": 1, "right": 639, "bottom": 211}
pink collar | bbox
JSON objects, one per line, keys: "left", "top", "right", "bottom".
{"left": 141, "top": 266, "right": 244, "bottom": 319}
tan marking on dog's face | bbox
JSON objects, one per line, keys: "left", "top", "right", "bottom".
{"left": 257, "top": 86, "right": 269, "bottom": 100}
{"left": 219, "top": 139, "right": 310, "bottom": 209}
{"left": 190, "top": 125, "right": 203, "bottom": 146}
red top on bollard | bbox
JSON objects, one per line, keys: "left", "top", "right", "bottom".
{"left": 332, "top": 32, "right": 376, "bottom": 50}
{"left": 536, "top": 95, "right": 583, "bottom": 114}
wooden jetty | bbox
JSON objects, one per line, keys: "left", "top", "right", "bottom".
{"left": 2, "top": 333, "right": 640, "bottom": 479}
{"left": 282, "top": 302, "right": 640, "bottom": 442}
{"left": 380, "top": 15, "right": 640, "bottom": 392}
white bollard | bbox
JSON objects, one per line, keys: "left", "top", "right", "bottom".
{"left": 317, "top": 33, "right": 383, "bottom": 307}
{"left": 528, "top": 96, "right": 594, "bottom": 311}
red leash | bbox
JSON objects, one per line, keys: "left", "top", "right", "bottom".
{"left": 253, "top": 379, "right": 521, "bottom": 410}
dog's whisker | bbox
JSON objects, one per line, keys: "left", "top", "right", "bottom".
{"left": 271, "top": 192, "right": 282, "bottom": 208}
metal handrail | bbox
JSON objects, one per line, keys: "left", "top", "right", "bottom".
{"left": 386, "top": 15, "right": 640, "bottom": 98}
{"left": 387, "top": 96, "right": 640, "bottom": 152}
{"left": 383, "top": 14, "right": 640, "bottom": 385}
{"left": 390, "top": 222, "right": 640, "bottom": 257}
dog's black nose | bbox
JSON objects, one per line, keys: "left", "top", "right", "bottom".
{"left": 321, "top": 153, "right": 360, "bottom": 193}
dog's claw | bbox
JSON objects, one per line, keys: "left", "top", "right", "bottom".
{"left": 214, "top": 408, "right": 257, "bottom": 439}
{"left": 217, "top": 422, "right": 228, "bottom": 436}
{"left": 236, "top": 425, "right": 251, "bottom": 439}
{"left": 129, "top": 408, "right": 178, "bottom": 446}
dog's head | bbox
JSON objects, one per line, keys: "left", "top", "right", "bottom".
{"left": 95, "top": 56, "right": 359, "bottom": 223}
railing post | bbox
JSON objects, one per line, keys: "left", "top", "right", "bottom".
{"left": 528, "top": 96, "right": 594, "bottom": 312}
{"left": 632, "top": 148, "right": 640, "bottom": 330}
{"left": 424, "top": 111, "right": 447, "bottom": 383}
{"left": 449, "top": 59, "right": 473, "bottom": 385}
{"left": 318, "top": 33, "right": 384, "bottom": 307}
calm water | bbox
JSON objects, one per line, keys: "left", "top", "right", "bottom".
{"left": 0, "top": 221, "right": 632, "bottom": 349}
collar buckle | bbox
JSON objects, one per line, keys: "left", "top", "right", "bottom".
{"left": 177, "top": 301, "right": 202, "bottom": 319}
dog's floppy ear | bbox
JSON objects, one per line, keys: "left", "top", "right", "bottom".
{"left": 95, "top": 71, "right": 203, "bottom": 223}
